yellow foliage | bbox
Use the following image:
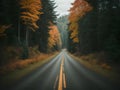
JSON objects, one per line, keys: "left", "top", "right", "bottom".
{"left": 20, "top": 0, "right": 42, "bottom": 31}
{"left": 70, "top": 30, "right": 78, "bottom": 39}
{"left": 73, "top": 37, "right": 79, "bottom": 43}
{"left": 69, "top": 0, "right": 92, "bottom": 19}
{"left": 21, "top": 12, "right": 39, "bottom": 21}
{"left": 69, "top": 22, "right": 78, "bottom": 31}
{"left": 0, "top": 53, "right": 53, "bottom": 75}
{"left": 48, "top": 24, "right": 61, "bottom": 49}
{"left": 69, "top": 22, "right": 79, "bottom": 43}
{"left": 68, "top": 0, "right": 92, "bottom": 44}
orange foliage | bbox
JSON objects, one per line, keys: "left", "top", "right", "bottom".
{"left": 0, "top": 53, "right": 52, "bottom": 75}
{"left": 73, "top": 37, "right": 79, "bottom": 43}
{"left": 48, "top": 24, "right": 61, "bottom": 49}
{"left": 69, "top": 0, "right": 92, "bottom": 22}
{"left": 20, "top": 0, "right": 42, "bottom": 31}
{"left": 69, "top": 22, "right": 79, "bottom": 43}
{"left": 68, "top": 0, "right": 92, "bottom": 43}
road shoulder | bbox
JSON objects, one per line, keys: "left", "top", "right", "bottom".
{"left": 0, "top": 53, "right": 59, "bottom": 86}
{"left": 69, "top": 53, "right": 120, "bottom": 85}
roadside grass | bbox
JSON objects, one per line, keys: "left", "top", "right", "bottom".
{"left": 0, "top": 52, "right": 58, "bottom": 85}
{"left": 70, "top": 53, "right": 120, "bottom": 84}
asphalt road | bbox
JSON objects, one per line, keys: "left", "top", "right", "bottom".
{"left": 1, "top": 50, "right": 120, "bottom": 90}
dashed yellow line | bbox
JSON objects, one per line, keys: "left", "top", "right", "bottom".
{"left": 63, "top": 73, "right": 66, "bottom": 88}
{"left": 54, "top": 55, "right": 67, "bottom": 90}
{"left": 58, "top": 57, "right": 64, "bottom": 90}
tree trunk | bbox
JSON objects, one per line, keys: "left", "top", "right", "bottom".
{"left": 26, "top": 27, "right": 29, "bottom": 47}
{"left": 22, "top": 26, "right": 29, "bottom": 59}
{"left": 18, "top": 18, "right": 21, "bottom": 44}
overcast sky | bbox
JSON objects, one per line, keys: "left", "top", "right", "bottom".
{"left": 53, "top": 0, "right": 75, "bottom": 17}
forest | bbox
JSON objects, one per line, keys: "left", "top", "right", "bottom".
{"left": 57, "top": 15, "right": 69, "bottom": 48}
{"left": 0, "top": 1, "right": 120, "bottom": 89}
{"left": 68, "top": 0, "right": 120, "bottom": 63}
{"left": 0, "top": 0, "right": 120, "bottom": 75}
{"left": 0, "top": 0, "right": 61, "bottom": 66}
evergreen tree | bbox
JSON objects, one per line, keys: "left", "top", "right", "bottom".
{"left": 57, "top": 15, "right": 69, "bottom": 48}
{"left": 37, "top": 0, "right": 57, "bottom": 53}
{"left": 68, "top": 0, "right": 120, "bottom": 62}
{"left": 20, "top": 0, "right": 42, "bottom": 58}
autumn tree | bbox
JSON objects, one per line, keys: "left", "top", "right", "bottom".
{"left": 0, "top": 0, "right": 21, "bottom": 64}
{"left": 37, "top": 0, "right": 57, "bottom": 53}
{"left": 68, "top": 0, "right": 120, "bottom": 62}
{"left": 48, "top": 23, "right": 61, "bottom": 51}
{"left": 20, "top": 0, "right": 42, "bottom": 45}
{"left": 19, "top": 0, "right": 42, "bottom": 58}
{"left": 78, "top": 0, "right": 120, "bottom": 61}
{"left": 68, "top": 0, "right": 92, "bottom": 52}
{"left": 0, "top": 0, "right": 58, "bottom": 65}
{"left": 57, "top": 15, "right": 69, "bottom": 48}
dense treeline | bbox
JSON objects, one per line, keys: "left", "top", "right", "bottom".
{"left": 37, "top": 0, "right": 58, "bottom": 53}
{"left": 0, "top": 0, "right": 61, "bottom": 65}
{"left": 48, "top": 23, "right": 62, "bottom": 51}
{"left": 57, "top": 15, "right": 69, "bottom": 48}
{"left": 68, "top": 0, "right": 120, "bottom": 62}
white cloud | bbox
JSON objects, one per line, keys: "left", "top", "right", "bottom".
{"left": 53, "top": 0, "right": 75, "bottom": 17}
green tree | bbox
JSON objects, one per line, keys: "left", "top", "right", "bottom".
{"left": 57, "top": 15, "right": 69, "bottom": 48}
{"left": 37, "top": 0, "right": 57, "bottom": 53}
{"left": 68, "top": 0, "right": 120, "bottom": 62}
{"left": 20, "top": 0, "right": 42, "bottom": 58}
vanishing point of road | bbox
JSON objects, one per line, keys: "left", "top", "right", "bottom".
{"left": 1, "top": 50, "right": 120, "bottom": 90}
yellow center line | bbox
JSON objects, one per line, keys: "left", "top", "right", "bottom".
{"left": 62, "top": 56, "right": 66, "bottom": 88}
{"left": 58, "top": 56, "right": 64, "bottom": 90}
{"left": 58, "top": 61, "right": 63, "bottom": 90}
{"left": 63, "top": 73, "right": 66, "bottom": 88}
{"left": 54, "top": 55, "right": 67, "bottom": 90}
